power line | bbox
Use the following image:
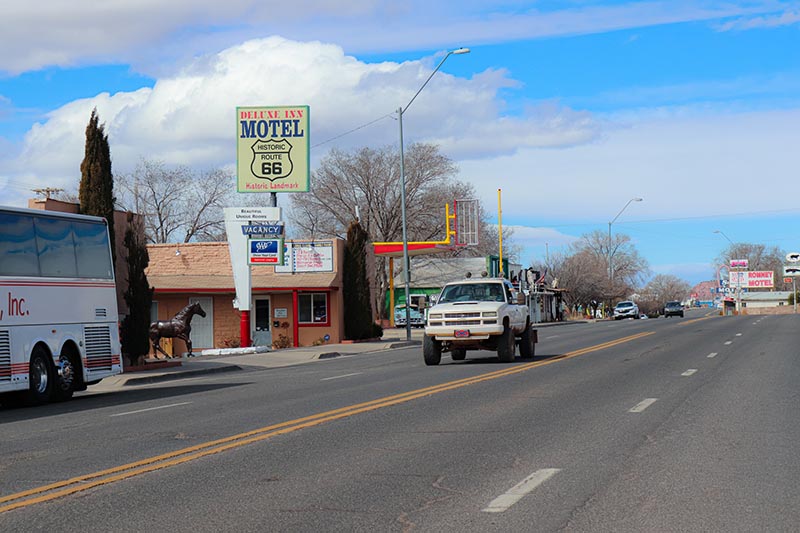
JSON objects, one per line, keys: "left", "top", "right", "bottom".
{"left": 310, "top": 113, "right": 395, "bottom": 149}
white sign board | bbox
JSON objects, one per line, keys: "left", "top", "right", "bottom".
{"left": 275, "top": 241, "right": 334, "bottom": 273}
{"left": 730, "top": 259, "right": 748, "bottom": 268}
{"left": 786, "top": 252, "right": 800, "bottom": 262}
{"left": 784, "top": 265, "right": 800, "bottom": 277}
{"left": 729, "top": 270, "right": 774, "bottom": 288}
{"left": 224, "top": 207, "right": 282, "bottom": 310}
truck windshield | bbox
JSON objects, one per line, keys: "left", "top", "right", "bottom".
{"left": 438, "top": 283, "right": 506, "bottom": 303}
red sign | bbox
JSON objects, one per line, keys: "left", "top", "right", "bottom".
{"left": 785, "top": 277, "right": 794, "bottom": 284}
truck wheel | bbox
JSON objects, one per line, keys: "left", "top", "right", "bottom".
{"left": 450, "top": 348, "right": 466, "bottom": 361}
{"left": 497, "top": 325, "right": 515, "bottom": 363}
{"left": 423, "top": 336, "right": 442, "bottom": 366}
{"left": 519, "top": 325, "right": 535, "bottom": 359}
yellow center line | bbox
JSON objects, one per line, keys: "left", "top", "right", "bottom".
{"left": 678, "top": 316, "right": 715, "bottom": 326}
{"left": 0, "top": 331, "right": 654, "bottom": 513}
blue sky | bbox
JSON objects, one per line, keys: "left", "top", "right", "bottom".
{"left": 1, "top": 0, "right": 799, "bottom": 287}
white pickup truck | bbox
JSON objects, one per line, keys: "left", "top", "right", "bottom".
{"left": 423, "top": 278, "right": 537, "bottom": 365}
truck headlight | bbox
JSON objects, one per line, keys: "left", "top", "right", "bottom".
{"left": 482, "top": 311, "right": 497, "bottom": 317}
{"left": 428, "top": 313, "right": 442, "bottom": 319}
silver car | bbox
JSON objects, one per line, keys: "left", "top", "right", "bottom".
{"left": 613, "top": 301, "right": 640, "bottom": 320}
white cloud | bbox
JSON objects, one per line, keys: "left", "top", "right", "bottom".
{"left": 0, "top": 37, "right": 598, "bottom": 205}
{"left": 717, "top": 9, "right": 800, "bottom": 31}
{"left": 459, "top": 106, "right": 800, "bottom": 224}
{"left": 0, "top": 1, "right": 780, "bottom": 74}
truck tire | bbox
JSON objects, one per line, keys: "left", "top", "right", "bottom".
{"left": 423, "top": 335, "right": 442, "bottom": 366}
{"left": 450, "top": 348, "right": 466, "bottom": 361}
{"left": 519, "top": 325, "right": 535, "bottom": 359}
{"left": 497, "top": 325, "right": 515, "bottom": 363}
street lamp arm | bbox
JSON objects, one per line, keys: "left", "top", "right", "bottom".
{"left": 609, "top": 197, "right": 643, "bottom": 226}
{"left": 401, "top": 48, "right": 469, "bottom": 114}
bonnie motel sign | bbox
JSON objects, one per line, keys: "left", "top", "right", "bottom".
{"left": 236, "top": 106, "right": 309, "bottom": 193}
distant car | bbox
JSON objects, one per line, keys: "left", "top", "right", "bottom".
{"left": 664, "top": 300, "right": 684, "bottom": 318}
{"left": 613, "top": 301, "right": 640, "bottom": 320}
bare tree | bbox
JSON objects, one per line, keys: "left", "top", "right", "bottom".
{"left": 541, "top": 230, "right": 648, "bottom": 316}
{"left": 638, "top": 274, "right": 691, "bottom": 315}
{"left": 116, "top": 159, "right": 234, "bottom": 243}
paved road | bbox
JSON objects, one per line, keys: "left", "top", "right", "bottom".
{"left": 2, "top": 310, "right": 799, "bottom": 532}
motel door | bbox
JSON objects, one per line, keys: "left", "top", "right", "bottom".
{"left": 188, "top": 297, "right": 214, "bottom": 350}
{"left": 252, "top": 296, "right": 272, "bottom": 347}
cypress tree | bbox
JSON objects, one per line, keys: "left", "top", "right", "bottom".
{"left": 343, "top": 219, "right": 374, "bottom": 340}
{"left": 120, "top": 213, "right": 154, "bottom": 366}
{"left": 79, "top": 108, "right": 116, "bottom": 266}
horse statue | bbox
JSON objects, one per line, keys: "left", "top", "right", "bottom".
{"left": 149, "top": 302, "right": 206, "bottom": 359}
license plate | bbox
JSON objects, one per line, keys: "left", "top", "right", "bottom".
{"left": 454, "top": 329, "right": 470, "bottom": 338}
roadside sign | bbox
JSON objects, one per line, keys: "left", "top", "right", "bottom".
{"left": 786, "top": 252, "right": 800, "bottom": 262}
{"left": 784, "top": 265, "right": 800, "bottom": 277}
{"left": 249, "top": 238, "right": 284, "bottom": 265}
{"left": 784, "top": 277, "right": 793, "bottom": 284}
{"left": 730, "top": 259, "right": 748, "bottom": 268}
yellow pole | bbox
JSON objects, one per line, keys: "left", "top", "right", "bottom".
{"left": 498, "top": 188, "right": 503, "bottom": 277}
{"left": 389, "top": 256, "right": 395, "bottom": 327}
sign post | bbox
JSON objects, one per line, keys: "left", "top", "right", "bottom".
{"left": 224, "top": 207, "right": 282, "bottom": 347}
{"left": 785, "top": 252, "right": 800, "bottom": 313}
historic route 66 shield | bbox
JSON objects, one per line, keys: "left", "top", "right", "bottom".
{"left": 250, "top": 138, "right": 294, "bottom": 181}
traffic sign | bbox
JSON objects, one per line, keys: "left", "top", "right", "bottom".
{"left": 786, "top": 252, "right": 800, "bottom": 262}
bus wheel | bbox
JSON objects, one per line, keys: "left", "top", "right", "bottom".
{"left": 26, "top": 346, "right": 54, "bottom": 406}
{"left": 53, "top": 351, "right": 78, "bottom": 402}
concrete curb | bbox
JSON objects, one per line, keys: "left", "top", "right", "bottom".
{"left": 121, "top": 365, "right": 244, "bottom": 386}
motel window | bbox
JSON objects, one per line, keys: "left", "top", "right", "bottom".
{"left": 298, "top": 293, "right": 327, "bottom": 324}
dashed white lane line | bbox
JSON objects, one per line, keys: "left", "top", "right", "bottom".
{"left": 682, "top": 369, "right": 698, "bottom": 376}
{"left": 629, "top": 398, "right": 658, "bottom": 413}
{"left": 111, "top": 402, "right": 192, "bottom": 417}
{"left": 735, "top": 333, "right": 742, "bottom": 337}
{"left": 724, "top": 341, "right": 733, "bottom": 345}
{"left": 707, "top": 352, "right": 718, "bottom": 358}
{"left": 320, "top": 372, "right": 364, "bottom": 381}
{"left": 482, "top": 469, "right": 561, "bottom": 513}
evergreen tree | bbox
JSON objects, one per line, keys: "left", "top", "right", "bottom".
{"left": 120, "top": 212, "right": 154, "bottom": 366}
{"left": 80, "top": 108, "right": 116, "bottom": 266}
{"left": 343, "top": 219, "right": 375, "bottom": 340}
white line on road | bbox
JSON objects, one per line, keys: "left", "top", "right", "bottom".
{"left": 735, "top": 333, "right": 742, "bottom": 337}
{"left": 707, "top": 352, "right": 718, "bottom": 358}
{"left": 545, "top": 335, "right": 560, "bottom": 339}
{"left": 724, "top": 341, "right": 732, "bottom": 345}
{"left": 682, "top": 369, "right": 698, "bottom": 376}
{"left": 111, "top": 402, "right": 192, "bottom": 417}
{"left": 629, "top": 398, "right": 658, "bottom": 413}
{"left": 320, "top": 372, "right": 364, "bottom": 381}
{"left": 482, "top": 469, "right": 561, "bottom": 513}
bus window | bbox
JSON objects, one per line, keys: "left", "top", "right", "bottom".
{"left": 74, "top": 220, "right": 114, "bottom": 279}
{"left": 0, "top": 212, "right": 39, "bottom": 277}
{"left": 35, "top": 217, "right": 78, "bottom": 278}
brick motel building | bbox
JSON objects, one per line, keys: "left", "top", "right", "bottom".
{"left": 146, "top": 240, "right": 347, "bottom": 355}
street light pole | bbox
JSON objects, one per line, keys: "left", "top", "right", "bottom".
{"left": 607, "top": 197, "right": 642, "bottom": 314}
{"left": 398, "top": 47, "right": 469, "bottom": 341}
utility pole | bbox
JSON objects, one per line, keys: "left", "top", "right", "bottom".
{"left": 32, "top": 187, "right": 64, "bottom": 199}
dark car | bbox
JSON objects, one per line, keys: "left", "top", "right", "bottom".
{"left": 664, "top": 301, "right": 684, "bottom": 318}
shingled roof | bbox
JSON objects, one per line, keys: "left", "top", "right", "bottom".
{"left": 146, "top": 241, "right": 341, "bottom": 292}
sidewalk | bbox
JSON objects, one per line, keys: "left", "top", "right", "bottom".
{"left": 93, "top": 328, "right": 425, "bottom": 391}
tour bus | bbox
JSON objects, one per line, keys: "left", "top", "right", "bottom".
{"left": 0, "top": 206, "right": 123, "bottom": 406}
